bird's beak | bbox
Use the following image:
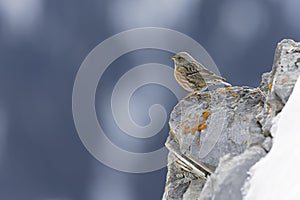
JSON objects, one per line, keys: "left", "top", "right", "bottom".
{"left": 171, "top": 56, "right": 176, "bottom": 61}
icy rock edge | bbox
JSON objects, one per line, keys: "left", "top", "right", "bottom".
{"left": 162, "top": 39, "right": 300, "bottom": 200}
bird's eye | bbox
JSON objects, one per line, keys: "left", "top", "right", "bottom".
{"left": 177, "top": 56, "right": 182, "bottom": 61}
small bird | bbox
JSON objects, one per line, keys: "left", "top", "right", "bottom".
{"left": 172, "top": 52, "right": 231, "bottom": 93}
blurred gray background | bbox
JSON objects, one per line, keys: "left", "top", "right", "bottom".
{"left": 0, "top": 0, "right": 299, "bottom": 200}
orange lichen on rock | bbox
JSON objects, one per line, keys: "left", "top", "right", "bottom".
{"left": 221, "top": 90, "right": 227, "bottom": 94}
{"left": 225, "top": 87, "right": 233, "bottom": 91}
{"left": 177, "top": 123, "right": 184, "bottom": 127}
{"left": 267, "top": 104, "right": 271, "bottom": 114}
{"left": 182, "top": 119, "right": 189, "bottom": 123}
{"left": 268, "top": 83, "right": 273, "bottom": 91}
{"left": 177, "top": 134, "right": 182, "bottom": 140}
{"left": 182, "top": 125, "right": 198, "bottom": 135}
{"left": 190, "top": 126, "right": 198, "bottom": 135}
{"left": 183, "top": 126, "right": 190, "bottom": 134}
{"left": 202, "top": 111, "right": 210, "bottom": 120}
{"left": 204, "top": 93, "right": 211, "bottom": 97}
{"left": 193, "top": 114, "right": 200, "bottom": 124}
{"left": 230, "top": 93, "right": 239, "bottom": 98}
{"left": 197, "top": 121, "right": 208, "bottom": 132}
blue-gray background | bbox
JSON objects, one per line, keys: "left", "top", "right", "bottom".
{"left": 0, "top": 0, "right": 299, "bottom": 200}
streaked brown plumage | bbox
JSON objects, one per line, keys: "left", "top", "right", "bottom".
{"left": 172, "top": 52, "right": 231, "bottom": 93}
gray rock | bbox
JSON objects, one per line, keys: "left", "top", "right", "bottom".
{"left": 259, "top": 39, "right": 300, "bottom": 136}
{"left": 163, "top": 87, "right": 264, "bottom": 200}
{"left": 182, "top": 179, "right": 205, "bottom": 200}
{"left": 199, "top": 146, "right": 266, "bottom": 200}
{"left": 163, "top": 39, "right": 300, "bottom": 200}
{"left": 169, "top": 86, "right": 263, "bottom": 166}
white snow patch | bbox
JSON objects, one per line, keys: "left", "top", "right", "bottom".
{"left": 243, "top": 76, "right": 300, "bottom": 200}
{"left": 269, "top": 113, "right": 281, "bottom": 137}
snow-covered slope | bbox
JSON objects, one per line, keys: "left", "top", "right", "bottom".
{"left": 244, "top": 76, "right": 300, "bottom": 200}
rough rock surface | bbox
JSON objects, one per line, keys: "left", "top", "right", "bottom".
{"left": 163, "top": 39, "right": 300, "bottom": 200}
{"left": 258, "top": 39, "right": 300, "bottom": 136}
{"left": 199, "top": 146, "right": 266, "bottom": 200}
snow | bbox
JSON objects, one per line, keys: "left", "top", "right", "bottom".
{"left": 243, "top": 77, "right": 300, "bottom": 200}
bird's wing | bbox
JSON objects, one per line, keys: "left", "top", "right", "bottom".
{"left": 184, "top": 62, "right": 207, "bottom": 88}
{"left": 192, "top": 61, "right": 225, "bottom": 80}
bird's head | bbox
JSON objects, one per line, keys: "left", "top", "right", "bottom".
{"left": 172, "top": 52, "right": 195, "bottom": 65}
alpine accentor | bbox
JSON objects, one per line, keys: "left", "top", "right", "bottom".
{"left": 172, "top": 52, "right": 231, "bottom": 93}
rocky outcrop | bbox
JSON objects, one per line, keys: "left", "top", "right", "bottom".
{"left": 163, "top": 39, "right": 300, "bottom": 200}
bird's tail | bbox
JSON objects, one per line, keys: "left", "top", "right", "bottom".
{"left": 219, "top": 80, "right": 232, "bottom": 87}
